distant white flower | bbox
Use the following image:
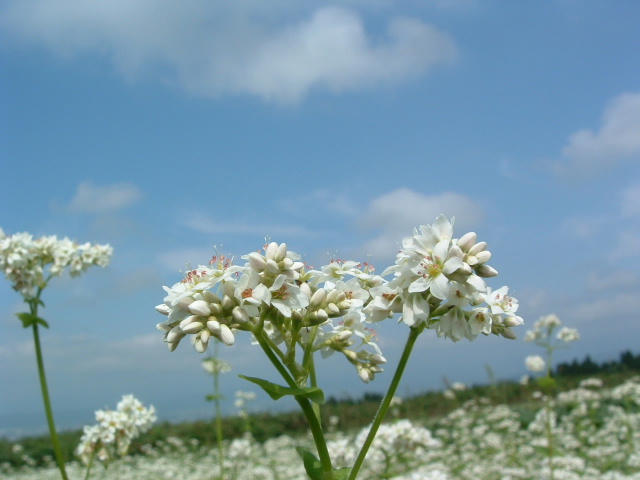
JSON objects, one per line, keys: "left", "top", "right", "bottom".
{"left": 0, "top": 230, "right": 112, "bottom": 300}
{"left": 525, "top": 355, "right": 546, "bottom": 373}
{"left": 556, "top": 326, "right": 580, "bottom": 343}
{"left": 76, "top": 395, "right": 156, "bottom": 466}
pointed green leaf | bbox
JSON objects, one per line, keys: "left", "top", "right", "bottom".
{"left": 16, "top": 313, "right": 49, "bottom": 329}
{"left": 238, "top": 375, "right": 325, "bottom": 404}
{"left": 295, "top": 447, "right": 323, "bottom": 480}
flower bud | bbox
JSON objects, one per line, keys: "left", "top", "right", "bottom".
{"left": 299, "top": 282, "right": 312, "bottom": 298}
{"left": 474, "top": 250, "right": 491, "bottom": 265}
{"left": 310, "top": 288, "right": 326, "bottom": 308}
{"left": 265, "top": 242, "right": 278, "bottom": 259}
{"left": 275, "top": 243, "right": 288, "bottom": 262}
{"left": 326, "top": 303, "right": 340, "bottom": 315}
{"left": 476, "top": 264, "right": 498, "bottom": 278}
{"left": 188, "top": 300, "right": 211, "bottom": 316}
{"left": 181, "top": 321, "right": 205, "bottom": 334}
{"left": 155, "top": 304, "right": 170, "bottom": 315}
{"left": 370, "top": 354, "right": 387, "bottom": 364}
{"left": 222, "top": 295, "right": 235, "bottom": 311}
{"left": 457, "top": 232, "right": 477, "bottom": 251}
{"left": 504, "top": 315, "right": 523, "bottom": 327}
{"left": 265, "top": 259, "right": 280, "bottom": 274}
{"left": 336, "top": 330, "right": 352, "bottom": 342}
{"left": 176, "top": 296, "right": 195, "bottom": 310}
{"left": 246, "top": 252, "right": 266, "bottom": 271}
{"left": 207, "top": 319, "right": 221, "bottom": 334}
{"left": 166, "top": 326, "right": 184, "bottom": 343}
{"left": 180, "top": 315, "right": 198, "bottom": 329}
{"left": 156, "top": 322, "right": 171, "bottom": 332}
{"left": 219, "top": 324, "right": 235, "bottom": 346}
{"left": 232, "top": 306, "right": 250, "bottom": 324}
{"left": 500, "top": 327, "right": 517, "bottom": 340}
{"left": 468, "top": 241, "right": 487, "bottom": 256}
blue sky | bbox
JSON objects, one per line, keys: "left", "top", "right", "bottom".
{"left": 1, "top": 1, "right": 640, "bottom": 438}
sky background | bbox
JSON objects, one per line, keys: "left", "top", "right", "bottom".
{"left": 1, "top": 1, "right": 640, "bottom": 439}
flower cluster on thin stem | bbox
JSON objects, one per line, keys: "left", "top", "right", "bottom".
{"left": 154, "top": 215, "right": 524, "bottom": 479}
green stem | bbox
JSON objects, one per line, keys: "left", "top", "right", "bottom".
{"left": 83, "top": 449, "right": 96, "bottom": 480}
{"left": 213, "top": 343, "right": 225, "bottom": 479}
{"left": 253, "top": 329, "right": 333, "bottom": 478}
{"left": 32, "top": 322, "right": 69, "bottom": 480}
{"left": 347, "top": 325, "right": 422, "bottom": 480}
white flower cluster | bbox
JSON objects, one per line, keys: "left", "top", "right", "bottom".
{"left": 76, "top": 395, "right": 156, "bottom": 466}
{"left": 155, "top": 216, "right": 522, "bottom": 382}
{"left": 202, "top": 356, "right": 232, "bottom": 375}
{"left": 525, "top": 355, "right": 546, "bottom": 373}
{"left": 524, "top": 314, "right": 580, "bottom": 344}
{"left": 0, "top": 230, "right": 112, "bottom": 300}
{"left": 378, "top": 215, "right": 522, "bottom": 341}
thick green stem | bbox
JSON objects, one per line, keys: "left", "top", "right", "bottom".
{"left": 253, "top": 329, "right": 333, "bottom": 478}
{"left": 32, "top": 322, "right": 69, "bottom": 480}
{"left": 347, "top": 325, "right": 422, "bottom": 480}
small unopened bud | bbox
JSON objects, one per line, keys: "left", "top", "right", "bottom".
{"left": 265, "top": 259, "right": 280, "bottom": 274}
{"left": 468, "top": 241, "right": 487, "bottom": 256}
{"left": 180, "top": 315, "right": 198, "bottom": 329}
{"left": 501, "top": 327, "right": 517, "bottom": 340}
{"left": 232, "top": 306, "right": 250, "bottom": 323}
{"left": 265, "top": 242, "right": 278, "bottom": 259}
{"left": 188, "top": 300, "right": 211, "bottom": 316}
{"left": 326, "top": 303, "right": 340, "bottom": 315}
{"left": 166, "top": 326, "right": 184, "bottom": 343}
{"left": 310, "top": 288, "right": 326, "bottom": 309}
{"left": 274, "top": 243, "right": 288, "bottom": 262}
{"left": 370, "top": 354, "right": 387, "bottom": 364}
{"left": 207, "top": 319, "right": 221, "bottom": 334}
{"left": 221, "top": 295, "right": 235, "bottom": 311}
{"left": 181, "top": 321, "right": 205, "bottom": 334}
{"left": 299, "top": 282, "right": 312, "bottom": 298}
{"left": 336, "top": 330, "right": 352, "bottom": 342}
{"left": 476, "top": 264, "right": 498, "bottom": 278}
{"left": 457, "top": 232, "right": 477, "bottom": 251}
{"left": 155, "top": 304, "right": 170, "bottom": 315}
{"left": 156, "top": 322, "right": 171, "bottom": 332}
{"left": 475, "top": 250, "right": 491, "bottom": 265}
{"left": 504, "top": 316, "right": 523, "bottom": 327}
{"left": 219, "top": 324, "right": 235, "bottom": 346}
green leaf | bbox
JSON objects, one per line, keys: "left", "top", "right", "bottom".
{"left": 332, "top": 467, "right": 351, "bottom": 479}
{"left": 16, "top": 313, "right": 49, "bottom": 329}
{"left": 239, "top": 375, "right": 325, "bottom": 404}
{"left": 537, "top": 375, "right": 558, "bottom": 393}
{"left": 295, "top": 447, "right": 324, "bottom": 480}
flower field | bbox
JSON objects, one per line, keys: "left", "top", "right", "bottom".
{"left": 3, "top": 374, "right": 639, "bottom": 480}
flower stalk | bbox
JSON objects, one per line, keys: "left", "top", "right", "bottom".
{"left": 347, "top": 323, "right": 423, "bottom": 480}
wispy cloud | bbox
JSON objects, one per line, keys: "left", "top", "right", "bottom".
{"left": 181, "top": 212, "right": 314, "bottom": 238}
{"left": 554, "top": 92, "right": 640, "bottom": 177}
{"left": 0, "top": 2, "right": 457, "bottom": 104}
{"left": 67, "top": 181, "right": 142, "bottom": 213}
{"left": 356, "top": 188, "right": 485, "bottom": 260}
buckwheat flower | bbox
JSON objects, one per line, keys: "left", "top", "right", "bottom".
{"left": 268, "top": 274, "right": 309, "bottom": 317}
{"left": 525, "top": 355, "right": 546, "bottom": 373}
{"left": 202, "top": 357, "right": 232, "bottom": 375}
{"left": 0, "top": 230, "right": 112, "bottom": 300}
{"left": 557, "top": 326, "right": 580, "bottom": 343}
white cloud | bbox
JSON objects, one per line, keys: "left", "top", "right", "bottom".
{"left": 555, "top": 92, "right": 640, "bottom": 176}
{"left": 181, "top": 212, "right": 313, "bottom": 237}
{"left": 67, "top": 181, "right": 142, "bottom": 213}
{"left": 0, "top": 1, "right": 457, "bottom": 104}
{"left": 357, "top": 188, "right": 485, "bottom": 260}
{"left": 620, "top": 183, "right": 640, "bottom": 218}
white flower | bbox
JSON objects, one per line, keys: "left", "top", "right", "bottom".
{"left": 525, "top": 355, "right": 546, "bottom": 373}
{"left": 557, "top": 326, "right": 580, "bottom": 343}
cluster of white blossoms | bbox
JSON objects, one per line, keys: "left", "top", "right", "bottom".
{"left": 524, "top": 314, "right": 580, "bottom": 344}
{"left": 155, "top": 216, "right": 522, "bottom": 382}
{"left": 525, "top": 355, "right": 546, "bottom": 373}
{"left": 75, "top": 395, "right": 156, "bottom": 466}
{"left": 0, "top": 229, "right": 112, "bottom": 300}
{"left": 378, "top": 215, "right": 522, "bottom": 341}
